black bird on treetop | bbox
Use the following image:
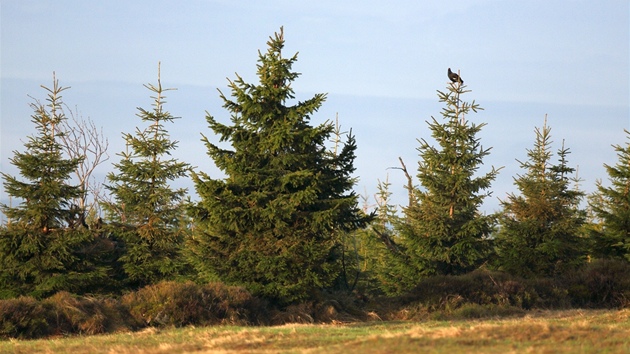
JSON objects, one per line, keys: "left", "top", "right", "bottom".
{"left": 448, "top": 68, "right": 463, "bottom": 84}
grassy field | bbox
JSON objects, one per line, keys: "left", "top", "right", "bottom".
{"left": 2, "top": 309, "right": 629, "bottom": 353}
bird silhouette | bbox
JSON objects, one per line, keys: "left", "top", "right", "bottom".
{"left": 448, "top": 68, "right": 463, "bottom": 84}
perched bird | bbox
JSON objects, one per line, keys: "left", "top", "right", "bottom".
{"left": 448, "top": 68, "right": 463, "bottom": 84}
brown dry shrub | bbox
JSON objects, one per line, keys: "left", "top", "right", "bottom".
{"left": 99, "top": 296, "right": 136, "bottom": 332}
{"left": 270, "top": 291, "right": 368, "bottom": 325}
{"left": 0, "top": 296, "right": 54, "bottom": 339}
{"left": 205, "top": 282, "right": 269, "bottom": 325}
{"left": 270, "top": 301, "right": 344, "bottom": 324}
{"left": 42, "top": 291, "right": 130, "bottom": 335}
{"left": 122, "top": 281, "right": 211, "bottom": 327}
{"left": 271, "top": 302, "right": 316, "bottom": 324}
{"left": 121, "top": 281, "right": 265, "bottom": 328}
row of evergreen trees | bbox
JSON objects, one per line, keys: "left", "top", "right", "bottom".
{"left": 1, "top": 29, "right": 628, "bottom": 303}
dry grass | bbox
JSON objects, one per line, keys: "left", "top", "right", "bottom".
{"left": 2, "top": 309, "right": 629, "bottom": 353}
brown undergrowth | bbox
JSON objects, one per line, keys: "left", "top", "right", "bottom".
{"left": 1, "top": 259, "right": 629, "bottom": 340}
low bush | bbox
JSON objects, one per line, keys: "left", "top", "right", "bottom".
{"left": 0, "top": 296, "right": 54, "bottom": 339}
{"left": 120, "top": 281, "right": 266, "bottom": 328}
{"left": 0, "top": 281, "right": 268, "bottom": 339}
{"left": 436, "top": 303, "right": 526, "bottom": 320}
{"left": 43, "top": 291, "right": 132, "bottom": 336}
{"left": 0, "top": 292, "right": 135, "bottom": 340}
{"left": 563, "top": 259, "right": 630, "bottom": 308}
{"left": 376, "top": 268, "right": 582, "bottom": 320}
{"left": 270, "top": 290, "right": 370, "bottom": 325}
{"left": 203, "top": 282, "right": 270, "bottom": 325}
{"left": 393, "top": 269, "right": 540, "bottom": 310}
{"left": 121, "top": 281, "right": 207, "bottom": 327}
{"left": 523, "top": 277, "right": 571, "bottom": 309}
{"left": 2, "top": 262, "right": 629, "bottom": 340}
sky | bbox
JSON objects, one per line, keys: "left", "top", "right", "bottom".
{"left": 1, "top": 0, "right": 629, "bottom": 221}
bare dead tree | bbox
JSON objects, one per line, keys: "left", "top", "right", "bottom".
{"left": 385, "top": 157, "right": 417, "bottom": 212}
{"left": 58, "top": 105, "right": 110, "bottom": 222}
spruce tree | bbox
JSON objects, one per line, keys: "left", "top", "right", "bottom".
{"left": 339, "top": 178, "right": 400, "bottom": 295}
{"left": 400, "top": 76, "right": 499, "bottom": 277}
{"left": 365, "top": 177, "right": 415, "bottom": 295}
{"left": 0, "top": 77, "right": 103, "bottom": 298}
{"left": 104, "top": 66, "right": 191, "bottom": 287}
{"left": 189, "top": 28, "right": 368, "bottom": 303}
{"left": 495, "top": 118, "right": 587, "bottom": 277}
{"left": 588, "top": 130, "right": 630, "bottom": 261}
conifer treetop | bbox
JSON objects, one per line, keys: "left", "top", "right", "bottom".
{"left": 105, "top": 63, "right": 190, "bottom": 227}
{"left": 1, "top": 74, "right": 83, "bottom": 231}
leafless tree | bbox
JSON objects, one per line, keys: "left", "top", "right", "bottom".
{"left": 58, "top": 104, "right": 110, "bottom": 222}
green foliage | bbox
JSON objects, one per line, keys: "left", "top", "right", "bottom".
{"left": 588, "top": 130, "right": 630, "bottom": 261}
{"left": 104, "top": 67, "right": 191, "bottom": 288}
{"left": 495, "top": 118, "right": 587, "bottom": 277}
{"left": 331, "top": 121, "right": 383, "bottom": 295}
{"left": 399, "top": 78, "right": 499, "bottom": 279}
{"left": 356, "top": 178, "right": 416, "bottom": 296}
{"left": 0, "top": 227, "right": 110, "bottom": 298}
{"left": 1, "top": 80, "right": 83, "bottom": 230}
{"left": 189, "top": 28, "right": 369, "bottom": 304}
{"left": 2, "top": 39, "right": 628, "bottom": 340}
{"left": 0, "top": 77, "right": 108, "bottom": 298}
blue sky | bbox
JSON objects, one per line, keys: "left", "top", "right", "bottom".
{"left": 1, "top": 0, "right": 629, "bottom": 219}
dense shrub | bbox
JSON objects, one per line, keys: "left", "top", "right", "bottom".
{"left": 270, "top": 290, "right": 368, "bottom": 324}
{"left": 0, "top": 281, "right": 266, "bottom": 339}
{"left": 120, "top": 281, "right": 266, "bottom": 327}
{"left": 202, "top": 282, "right": 269, "bottom": 325}
{"left": 43, "top": 291, "right": 131, "bottom": 335}
{"left": 0, "top": 296, "right": 54, "bottom": 339}
{"left": 375, "top": 268, "right": 582, "bottom": 320}
{"left": 0, "top": 292, "right": 134, "bottom": 339}
{"left": 563, "top": 259, "right": 630, "bottom": 308}
{"left": 524, "top": 277, "right": 571, "bottom": 309}
{"left": 396, "top": 269, "right": 540, "bottom": 309}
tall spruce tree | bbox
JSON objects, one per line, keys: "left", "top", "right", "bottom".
{"left": 588, "top": 130, "right": 630, "bottom": 261}
{"left": 189, "top": 28, "right": 369, "bottom": 303}
{"left": 104, "top": 66, "right": 191, "bottom": 287}
{"left": 399, "top": 75, "right": 499, "bottom": 277}
{"left": 494, "top": 118, "right": 587, "bottom": 277}
{"left": 0, "top": 77, "right": 104, "bottom": 298}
